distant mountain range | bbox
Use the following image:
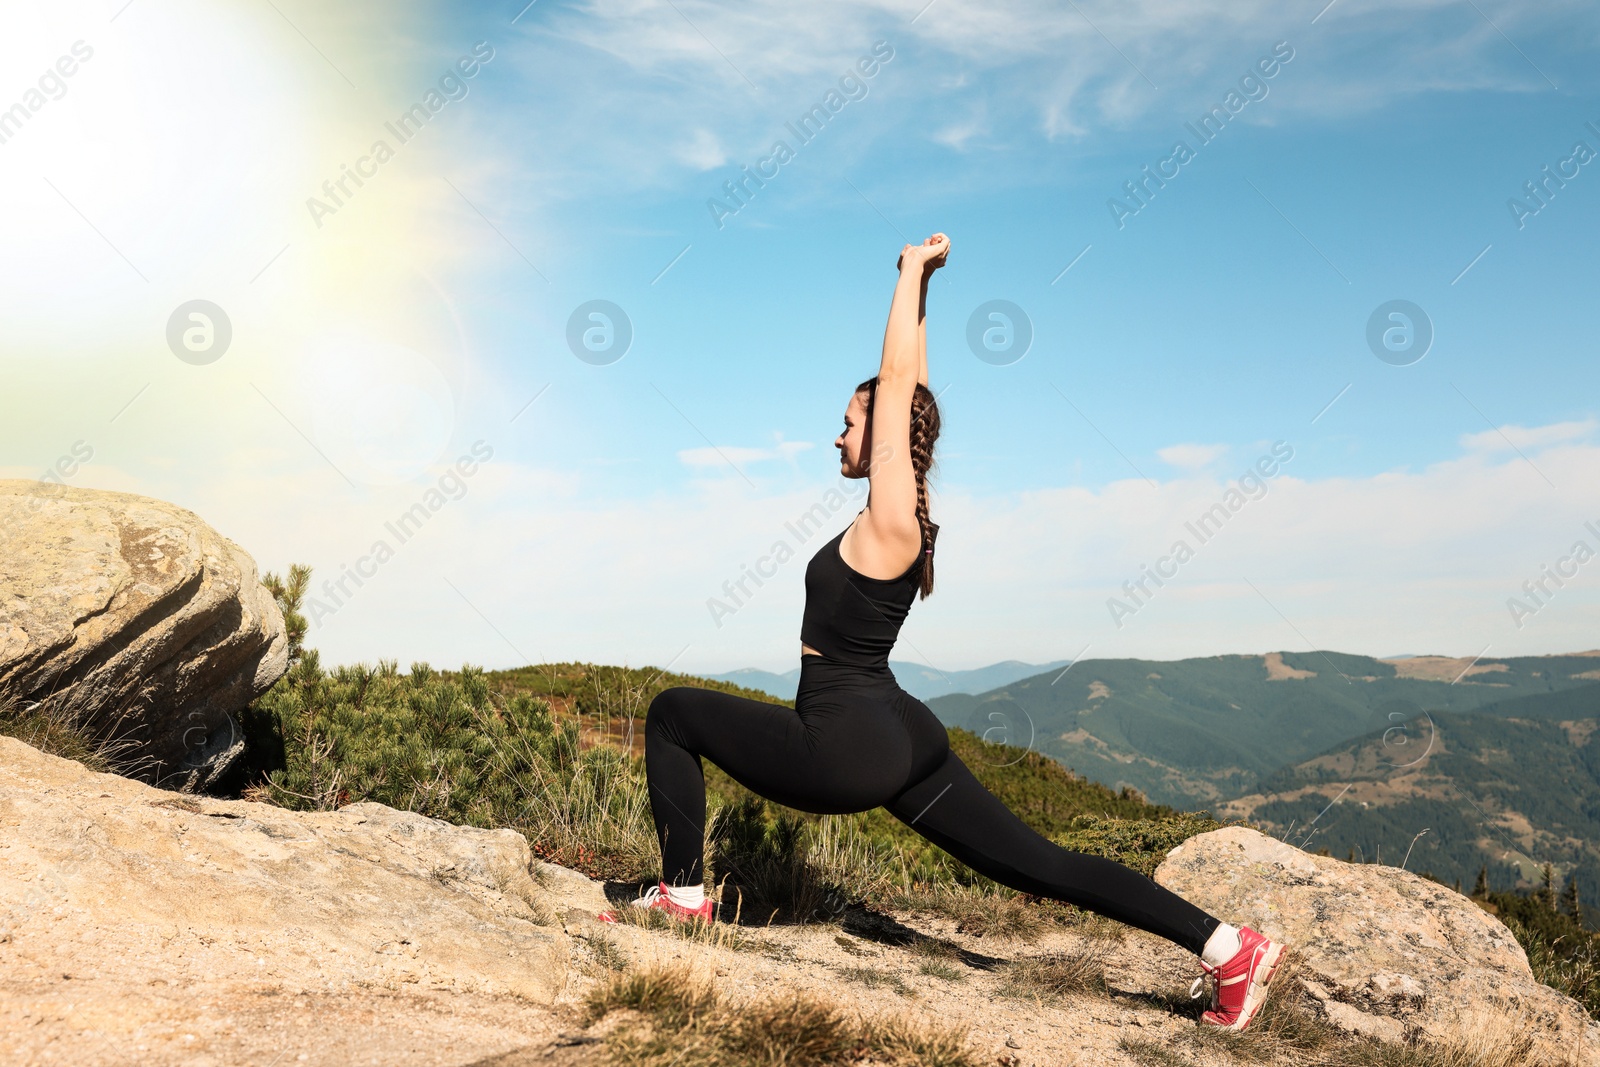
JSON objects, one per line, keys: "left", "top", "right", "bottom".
{"left": 916, "top": 648, "right": 1600, "bottom": 917}
{"left": 704, "top": 659, "right": 1073, "bottom": 702}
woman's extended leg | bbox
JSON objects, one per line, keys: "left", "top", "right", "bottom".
{"left": 884, "top": 736, "right": 1221, "bottom": 956}
{"left": 643, "top": 683, "right": 914, "bottom": 887}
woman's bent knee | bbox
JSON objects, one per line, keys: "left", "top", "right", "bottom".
{"left": 646, "top": 686, "right": 694, "bottom": 736}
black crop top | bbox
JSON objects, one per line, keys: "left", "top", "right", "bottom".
{"left": 799, "top": 519, "right": 926, "bottom": 669}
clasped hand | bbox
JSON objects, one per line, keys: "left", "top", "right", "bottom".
{"left": 897, "top": 232, "right": 950, "bottom": 274}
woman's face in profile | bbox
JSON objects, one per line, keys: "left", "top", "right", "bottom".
{"left": 835, "top": 389, "right": 871, "bottom": 478}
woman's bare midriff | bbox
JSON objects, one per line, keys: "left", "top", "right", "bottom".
{"left": 800, "top": 642, "right": 824, "bottom": 658}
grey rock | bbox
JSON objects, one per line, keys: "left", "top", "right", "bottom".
{"left": 1156, "top": 826, "right": 1599, "bottom": 1061}
{"left": 0, "top": 480, "right": 287, "bottom": 784}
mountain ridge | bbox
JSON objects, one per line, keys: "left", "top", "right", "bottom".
{"left": 703, "top": 657, "right": 1074, "bottom": 701}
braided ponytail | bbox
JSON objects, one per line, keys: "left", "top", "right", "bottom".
{"left": 856, "top": 376, "right": 942, "bottom": 599}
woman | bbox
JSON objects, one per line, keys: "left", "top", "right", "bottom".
{"left": 601, "top": 233, "right": 1286, "bottom": 1032}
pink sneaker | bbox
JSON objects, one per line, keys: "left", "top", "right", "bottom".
{"left": 1190, "top": 925, "right": 1286, "bottom": 1032}
{"left": 597, "top": 881, "right": 716, "bottom": 925}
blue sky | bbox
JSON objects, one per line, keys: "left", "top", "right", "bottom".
{"left": 3, "top": 0, "right": 1598, "bottom": 675}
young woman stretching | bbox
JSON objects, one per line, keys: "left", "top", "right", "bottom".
{"left": 601, "top": 233, "right": 1287, "bottom": 1031}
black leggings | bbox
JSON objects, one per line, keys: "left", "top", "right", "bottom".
{"left": 643, "top": 655, "right": 1221, "bottom": 956}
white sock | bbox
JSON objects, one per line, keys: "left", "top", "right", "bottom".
{"left": 1200, "top": 923, "right": 1242, "bottom": 967}
{"left": 663, "top": 882, "right": 705, "bottom": 908}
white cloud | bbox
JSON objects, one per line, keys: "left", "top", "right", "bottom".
{"left": 931, "top": 106, "right": 988, "bottom": 150}
{"left": 1156, "top": 443, "right": 1229, "bottom": 469}
{"left": 1458, "top": 418, "right": 1596, "bottom": 453}
{"left": 673, "top": 128, "right": 727, "bottom": 170}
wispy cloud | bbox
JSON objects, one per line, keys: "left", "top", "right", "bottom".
{"left": 1157, "top": 442, "right": 1229, "bottom": 469}
{"left": 517, "top": 0, "right": 1593, "bottom": 176}
{"left": 673, "top": 128, "right": 728, "bottom": 169}
{"left": 1459, "top": 418, "right": 1596, "bottom": 453}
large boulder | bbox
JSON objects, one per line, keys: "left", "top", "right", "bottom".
{"left": 0, "top": 480, "right": 287, "bottom": 786}
{"left": 0, "top": 736, "right": 568, "bottom": 1064}
{"left": 1156, "top": 826, "right": 1599, "bottom": 1060}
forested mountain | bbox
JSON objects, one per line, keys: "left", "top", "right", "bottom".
{"left": 926, "top": 650, "right": 1600, "bottom": 808}
{"left": 925, "top": 649, "right": 1600, "bottom": 915}
{"left": 1220, "top": 703, "right": 1600, "bottom": 922}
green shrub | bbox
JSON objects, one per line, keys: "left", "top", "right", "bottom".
{"left": 1049, "top": 811, "right": 1231, "bottom": 878}
{"left": 1474, "top": 886, "right": 1600, "bottom": 1017}
{"left": 239, "top": 653, "right": 660, "bottom": 881}
{"left": 261, "top": 564, "right": 311, "bottom": 666}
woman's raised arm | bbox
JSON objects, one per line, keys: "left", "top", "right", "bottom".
{"left": 901, "top": 233, "right": 946, "bottom": 388}
{"left": 917, "top": 265, "right": 932, "bottom": 387}
{"left": 859, "top": 235, "right": 948, "bottom": 550}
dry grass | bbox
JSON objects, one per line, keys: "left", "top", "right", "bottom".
{"left": 916, "top": 957, "right": 966, "bottom": 982}
{"left": 835, "top": 964, "right": 913, "bottom": 996}
{"left": 581, "top": 959, "right": 981, "bottom": 1067}
{"left": 880, "top": 881, "right": 1051, "bottom": 941}
{"left": 1069, "top": 907, "right": 1133, "bottom": 941}
{"left": 478, "top": 705, "right": 664, "bottom": 881}
{"left": 994, "top": 942, "right": 1111, "bottom": 1001}
{"left": 906, "top": 937, "right": 969, "bottom": 981}
{"left": 1118, "top": 1036, "right": 1196, "bottom": 1067}
{"left": 1508, "top": 912, "right": 1600, "bottom": 1018}
{"left": 834, "top": 934, "right": 869, "bottom": 956}
{"left": 583, "top": 931, "right": 630, "bottom": 974}
{"left": 0, "top": 695, "right": 157, "bottom": 781}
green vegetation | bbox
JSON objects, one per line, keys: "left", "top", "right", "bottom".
{"left": 236, "top": 652, "right": 664, "bottom": 880}
{"left": 1465, "top": 864, "right": 1600, "bottom": 1017}
{"left": 261, "top": 564, "right": 311, "bottom": 667}
{"left": 1051, "top": 810, "right": 1228, "bottom": 878}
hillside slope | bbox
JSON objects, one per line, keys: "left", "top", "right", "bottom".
{"left": 926, "top": 651, "right": 1600, "bottom": 809}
